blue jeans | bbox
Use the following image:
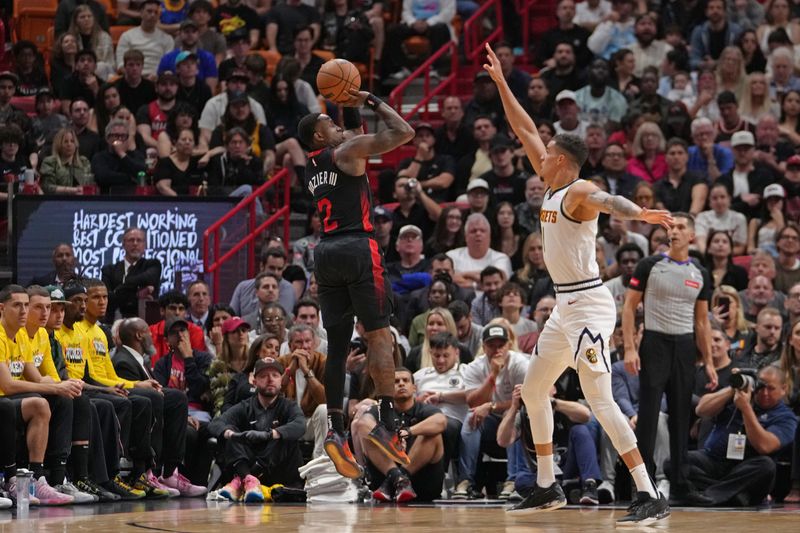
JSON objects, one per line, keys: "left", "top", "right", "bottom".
{"left": 458, "top": 412, "right": 507, "bottom": 483}
{"left": 562, "top": 416, "right": 603, "bottom": 482}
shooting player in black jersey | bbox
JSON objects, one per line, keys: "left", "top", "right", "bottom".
{"left": 297, "top": 90, "right": 414, "bottom": 478}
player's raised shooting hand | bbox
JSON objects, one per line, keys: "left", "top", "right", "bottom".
{"left": 482, "top": 44, "right": 505, "bottom": 86}
{"left": 340, "top": 89, "right": 369, "bottom": 107}
{"left": 639, "top": 208, "right": 674, "bottom": 230}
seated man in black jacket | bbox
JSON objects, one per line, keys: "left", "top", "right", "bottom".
{"left": 91, "top": 119, "right": 147, "bottom": 194}
{"left": 101, "top": 227, "right": 162, "bottom": 320}
{"left": 209, "top": 357, "right": 306, "bottom": 502}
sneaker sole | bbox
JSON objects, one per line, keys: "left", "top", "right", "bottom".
{"left": 580, "top": 496, "right": 599, "bottom": 505}
{"left": 616, "top": 509, "right": 671, "bottom": 527}
{"left": 372, "top": 491, "right": 393, "bottom": 502}
{"left": 364, "top": 434, "right": 410, "bottom": 465}
{"left": 507, "top": 498, "right": 566, "bottom": 515}
{"left": 324, "top": 441, "right": 364, "bottom": 479}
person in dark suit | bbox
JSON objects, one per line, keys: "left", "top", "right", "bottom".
{"left": 29, "top": 243, "right": 79, "bottom": 286}
{"left": 113, "top": 317, "right": 204, "bottom": 497}
{"left": 102, "top": 227, "right": 162, "bottom": 320}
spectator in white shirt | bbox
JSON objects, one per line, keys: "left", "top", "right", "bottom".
{"left": 695, "top": 182, "right": 748, "bottom": 255}
{"left": 447, "top": 213, "right": 512, "bottom": 289}
{"left": 115, "top": 0, "right": 174, "bottom": 79}
{"left": 574, "top": 0, "right": 612, "bottom": 32}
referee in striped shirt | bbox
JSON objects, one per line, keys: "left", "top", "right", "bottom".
{"left": 622, "top": 212, "right": 718, "bottom": 505}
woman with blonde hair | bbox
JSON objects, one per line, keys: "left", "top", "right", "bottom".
{"left": 68, "top": 5, "right": 115, "bottom": 79}
{"left": 715, "top": 46, "right": 747, "bottom": 100}
{"left": 626, "top": 121, "right": 667, "bottom": 183}
{"left": 405, "top": 307, "right": 472, "bottom": 373}
{"left": 710, "top": 285, "right": 752, "bottom": 359}
{"left": 208, "top": 317, "right": 251, "bottom": 415}
{"left": 739, "top": 72, "right": 779, "bottom": 123}
{"left": 779, "top": 317, "right": 800, "bottom": 502}
{"left": 40, "top": 128, "right": 94, "bottom": 194}
{"left": 511, "top": 232, "right": 547, "bottom": 297}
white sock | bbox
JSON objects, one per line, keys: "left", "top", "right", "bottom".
{"left": 630, "top": 464, "right": 658, "bottom": 499}
{"left": 536, "top": 454, "right": 556, "bottom": 488}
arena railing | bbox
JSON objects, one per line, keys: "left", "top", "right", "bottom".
{"left": 462, "top": 0, "right": 505, "bottom": 66}
{"left": 388, "top": 41, "right": 459, "bottom": 122}
{"left": 203, "top": 168, "right": 291, "bottom": 302}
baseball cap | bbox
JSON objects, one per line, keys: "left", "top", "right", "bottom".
{"left": 157, "top": 70, "right": 178, "bottom": 84}
{"left": 482, "top": 324, "right": 509, "bottom": 343}
{"left": 226, "top": 68, "right": 249, "bottom": 82}
{"left": 467, "top": 178, "right": 490, "bottom": 193}
{"left": 45, "top": 285, "right": 68, "bottom": 304}
{"left": 222, "top": 316, "right": 251, "bottom": 334}
{"left": 179, "top": 18, "right": 198, "bottom": 30}
{"left": 165, "top": 316, "right": 189, "bottom": 334}
{"left": 254, "top": 357, "right": 285, "bottom": 376}
{"left": 226, "top": 27, "right": 249, "bottom": 44}
{"left": 63, "top": 283, "right": 87, "bottom": 300}
{"left": 763, "top": 183, "right": 786, "bottom": 199}
{"left": 787, "top": 155, "right": 800, "bottom": 168}
{"left": 490, "top": 134, "right": 514, "bottom": 152}
{"left": 398, "top": 224, "right": 422, "bottom": 238}
{"left": 175, "top": 50, "right": 198, "bottom": 66}
{"left": 555, "top": 90, "right": 576, "bottom": 103}
{"left": 415, "top": 122, "right": 435, "bottom": 134}
{"left": 228, "top": 90, "right": 249, "bottom": 105}
{"left": 373, "top": 205, "right": 392, "bottom": 221}
{"left": 730, "top": 131, "right": 755, "bottom": 147}
{"left": 0, "top": 71, "right": 18, "bottom": 85}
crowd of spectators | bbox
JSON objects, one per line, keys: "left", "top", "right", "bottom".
{"left": 2, "top": 0, "right": 800, "bottom": 513}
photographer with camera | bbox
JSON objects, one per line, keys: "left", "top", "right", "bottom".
{"left": 391, "top": 174, "right": 443, "bottom": 242}
{"left": 690, "top": 365, "right": 797, "bottom": 506}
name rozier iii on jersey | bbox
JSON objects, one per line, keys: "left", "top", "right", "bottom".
{"left": 305, "top": 148, "right": 375, "bottom": 238}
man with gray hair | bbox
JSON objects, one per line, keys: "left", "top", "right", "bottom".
{"left": 687, "top": 117, "right": 733, "bottom": 180}
{"left": 102, "top": 227, "right": 162, "bottom": 320}
{"left": 768, "top": 47, "right": 800, "bottom": 103}
{"left": 91, "top": 119, "right": 147, "bottom": 194}
{"left": 277, "top": 323, "right": 328, "bottom": 458}
{"left": 446, "top": 213, "right": 512, "bottom": 289}
{"left": 515, "top": 175, "right": 546, "bottom": 235}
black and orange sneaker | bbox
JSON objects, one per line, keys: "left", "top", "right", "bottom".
{"left": 365, "top": 423, "right": 410, "bottom": 465}
{"left": 324, "top": 429, "right": 363, "bottom": 479}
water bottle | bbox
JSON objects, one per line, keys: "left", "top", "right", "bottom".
{"left": 15, "top": 468, "right": 32, "bottom": 510}
{"left": 137, "top": 171, "right": 147, "bottom": 187}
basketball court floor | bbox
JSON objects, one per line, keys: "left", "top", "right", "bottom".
{"left": 0, "top": 499, "right": 797, "bottom": 532}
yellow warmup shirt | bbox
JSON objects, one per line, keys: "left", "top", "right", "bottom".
{"left": 25, "top": 327, "right": 60, "bottom": 382}
{"left": 55, "top": 325, "right": 93, "bottom": 382}
{"left": 76, "top": 320, "right": 136, "bottom": 389}
{"left": 0, "top": 325, "right": 33, "bottom": 396}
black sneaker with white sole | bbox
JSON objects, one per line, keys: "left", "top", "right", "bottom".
{"left": 580, "top": 479, "right": 599, "bottom": 505}
{"left": 507, "top": 482, "right": 566, "bottom": 515}
{"left": 616, "top": 492, "right": 670, "bottom": 526}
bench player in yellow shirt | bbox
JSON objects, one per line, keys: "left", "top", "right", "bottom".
{"left": 0, "top": 285, "right": 78, "bottom": 505}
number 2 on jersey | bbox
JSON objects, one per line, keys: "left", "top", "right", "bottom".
{"left": 317, "top": 198, "right": 339, "bottom": 232}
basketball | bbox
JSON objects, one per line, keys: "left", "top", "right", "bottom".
{"left": 316, "top": 59, "right": 362, "bottom": 103}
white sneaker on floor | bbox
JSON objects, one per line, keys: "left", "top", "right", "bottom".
{"left": 452, "top": 480, "right": 470, "bottom": 500}
{"left": 55, "top": 481, "right": 97, "bottom": 503}
{"left": 499, "top": 480, "right": 516, "bottom": 500}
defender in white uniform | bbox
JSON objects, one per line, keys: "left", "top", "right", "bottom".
{"left": 483, "top": 44, "right": 674, "bottom": 526}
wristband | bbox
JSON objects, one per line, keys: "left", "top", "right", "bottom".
{"left": 364, "top": 93, "right": 383, "bottom": 111}
{"left": 342, "top": 107, "right": 362, "bottom": 130}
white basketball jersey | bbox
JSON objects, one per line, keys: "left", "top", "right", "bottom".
{"left": 540, "top": 179, "right": 600, "bottom": 285}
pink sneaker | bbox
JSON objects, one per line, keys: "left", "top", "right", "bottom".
{"left": 33, "top": 477, "right": 74, "bottom": 506}
{"left": 6, "top": 477, "right": 40, "bottom": 506}
{"left": 242, "top": 475, "right": 264, "bottom": 503}
{"left": 146, "top": 470, "right": 179, "bottom": 498}
{"left": 219, "top": 476, "right": 242, "bottom": 502}
{"left": 159, "top": 468, "right": 207, "bottom": 497}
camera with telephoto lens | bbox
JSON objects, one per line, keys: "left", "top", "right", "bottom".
{"left": 730, "top": 368, "right": 765, "bottom": 392}
{"left": 404, "top": 178, "right": 419, "bottom": 192}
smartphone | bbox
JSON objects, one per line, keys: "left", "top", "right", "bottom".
{"left": 717, "top": 296, "right": 731, "bottom": 316}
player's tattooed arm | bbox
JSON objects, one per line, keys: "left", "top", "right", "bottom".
{"left": 584, "top": 190, "right": 643, "bottom": 220}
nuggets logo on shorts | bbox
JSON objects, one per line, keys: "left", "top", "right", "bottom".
{"left": 585, "top": 347, "right": 598, "bottom": 364}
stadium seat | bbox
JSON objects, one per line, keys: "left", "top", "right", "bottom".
{"left": 95, "top": 0, "right": 117, "bottom": 20}
{"left": 10, "top": 96, "right": 36, "bottom": 116}
{"left": 312, "top": 50, "right": 335, "bottom": 63}
{"left": 248, "top": 50, "right": 281, "bottom": 81}
{"left": 13, "top": 10, "right": 54, "bottom": 51}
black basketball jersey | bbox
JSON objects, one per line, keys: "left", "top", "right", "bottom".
{"left": 305, "top": 147, "right": 375, "bottom": 238}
